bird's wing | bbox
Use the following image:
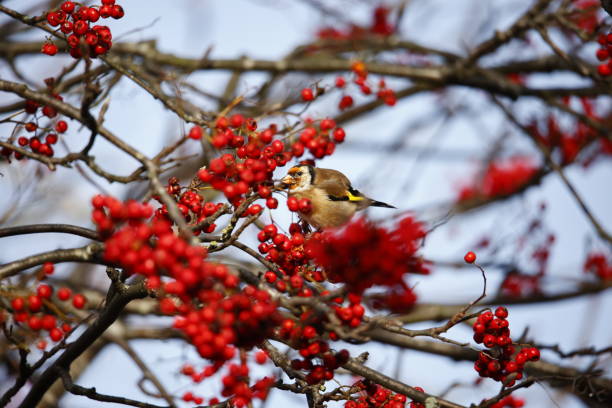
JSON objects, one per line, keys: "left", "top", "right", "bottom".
{"left": 315, "top": 168, "right": 366, "bottom": 202}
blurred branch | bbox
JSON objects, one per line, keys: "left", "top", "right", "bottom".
{"left": 493, "top": 98, "right": 612, "bottom": 245}
{"left": 0, "top": 223, "right": 100, "bottom": 241}
{"left": 0, "top": 242, "right": 104, "bottom": 280}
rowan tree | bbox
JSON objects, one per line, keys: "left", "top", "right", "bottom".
{"left": 0, "top": 1, "right": 611, "bottom": 408}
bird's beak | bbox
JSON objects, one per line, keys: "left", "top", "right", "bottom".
{"left": 280, "top": 175, "right": 295, "bottom": 189}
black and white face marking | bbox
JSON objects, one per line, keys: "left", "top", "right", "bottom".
{"left": 285, "top": 165, "right": 313, "bottom": 192}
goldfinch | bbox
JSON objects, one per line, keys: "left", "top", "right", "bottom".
{"left": 280, "top": 165, "right": 395, "bottom": 229}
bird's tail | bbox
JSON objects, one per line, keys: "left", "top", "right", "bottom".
{"left": 370, "top": 200, "right": 396, "bottom": 209}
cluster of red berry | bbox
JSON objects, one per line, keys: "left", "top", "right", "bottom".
{"left": 500, "top": 272, "right": 542, "bottom": 298}
{"left": 171, "top": 285, "right": 280, "bottom": 361}
{"left": 194, "top": 115, "right": 342, "bottom": 204}
{"left": 333, "top": 292, "right": 366, "bottom": 328}
{"left": 286, "top": 196, "right": 313, "bottom": 214}
{"left": 172, "top": 295, "right": 278, "bottom": 408}
{"left": 345, "top": 381, "right": 413, "bottom": 408}
{"left": 316, "top": 6, "right": 395, "bottom": 40}
{"left": 307, "top": 216, "right": 428, "bottom": 294}
{"left": 530, "top": 110, "right": 599, "bottom": 165}
{"left": 275, "top": 310, "right": 350, "bottom": 385}
{"left": 180, "top": 364, "right": 274, "bottom": 407}
{"left": 91, "top": 195, "right": 281, "bottom": 407}
{"left": 1, "top": 81, "right": 69, "bottom": 161}
{"left": 294, "top": 118, "right": 346, "bottom": 158}
{"left": 179, "top": 355, "right": 272, "bottom": 407}
{"left": 341, "top": 62, "right": 397, "bottom": 108}
{"left": 457, "top": 156, "right": 538, "bottom": 203}
{"left": 473, "top": 307, "right": 540, "bottom": 386}
{"left": 568, "top": 0, "right": 601, "bottom": 34}
{"left": 4, "top": 262, "right": 87, "bottom": 351}
{"left": 219, "top": 368, "right": 275, "bottom": 408}
{"left": 43, "top": 1, "right": 124, "bottom": 58}
{"left": 157, "top": 177, "right": 225, "bottom": 234}
{"left": 181, "top": 390, "right": 204, "bottom": 406}
{"left": 596, "top": 32, "right": 612, "bottom": 76}
{"left": 583, "top": 251, "right": 612, "bottom": 280}
{"left": 258, "top": 223, "right": 324, "bottom": 288}
{"left": 490, "top": 395, "right": 525, "bottom": 408}
{"left": 290, "top": 347, "right": 350, "bottom": 385}
{"left": 370, "top": 282, "right": 418, "bottom": 313}
{"left": 301, "top": 60, "right": 396, "bottom": 114}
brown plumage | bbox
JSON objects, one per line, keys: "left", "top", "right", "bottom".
{"left": 280, "top": 165, "right": 395, "bottom": 229}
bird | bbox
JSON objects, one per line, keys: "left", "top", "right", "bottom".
{"left": 280, "top": 165, "right": 395, "bottom": 229}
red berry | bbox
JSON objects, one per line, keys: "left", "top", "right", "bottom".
{"left": 41, "top": 314, "right": 56, "bottom": 331}
{"left": 332, "top": 127, "right": 346, "bottom": 143}
{"left": 24, "top": 122, "right": 36, "bottom": 133}
{"left": 11, "top": 297, "right": 25, "bottom": 311}
{"left": 188, "top": 125, "right": 203, "bottom": 140}
{"left": 37, "top": 284, "right": 53, "bottom": 299}
{"left": 264, "top": 271, "right": 277, "bottom": 283}
{"left": 100, "top": 5, "right": 113, "bottom": 18}
{"left": 72, "top": 294, "right": 86, "bottom": 309}
{"left": 320, "top": 118, "right": 336, "bottom": 131}
{"left": 43, "top": 262, "right": 54, "bottom": 275}
{"left": 74, "top": 20, "right": 89, "bottom": 36}
{"left": 271, "top": 140, "right": 284, "bottom": 153}
{"left": 55, "top": 120, "right": 68, "bottom": 133}
{"left": 335, "top": 76, "right": 346, "bottom": 88}
{"left": 266, "top": 197, "right": 278, "bottom": 209}
{"left": 495, "top": 306, "right": 508, "bottom": 319}
{"left": 50, "top": 327, "right": 63, "bottom": 342}
{"left": 338, "top": 95, "right": 354, "bottom": 110}
{"left": 596, "top": 48, "right": 609, "bottom": 61}
{"left": 598, "top": 64, "right": 612, "bottom": 76}
{"left": 247, "top": 204, "right": 263, "bottom": 216}
{"left": 87, "top": 7, "right": 100, "bottom": 22}
{"left": 46, "top": 12, "right": 62, "bottom": 26}
{"left": 287, "top": 197, "right": 299, "bottom": 212}
{"left": 61, "top": 2, "right": 76, "bottom": 13}
{"left": 28, "top": 316, "right": 43, "bottom": 331}
{"left": 230, "top": 114, "right": 245, "bottom": 128}
{"left": 24, "top": 100, "right": 39, "bottom": 114}
{"left": 46, "top": 134, "right": 59, "bottom": 145}
{"left": 464, "top": 251, "right": 476, "bottom": 263}
{"left": 526, "top": 347, "right": 540, "bottom": 361}
{"left": 257, "top": 185, "right": 272, "bottom": 198}
{"left": 301, "top": 88, "right": 314, "bottom": 101}
{"left": 57, "top": 287, "right": 72, "bottom": 301}
{"left": 60, "top": 20, "right": 74, "bottom": 34}
{"left": 255, "top": 351, "right": 267, "bottom": 364}
{"left": 42, "top": 105, "right": 58, "bottom": 118}
{"left": 298, "top": 198, "right": 312, "bottom": 213}
{"left": 216, "top": 116, "right": 229, "bottom": 129}
{"left": 111, "top": 5, "right": 125, "bottom": 19}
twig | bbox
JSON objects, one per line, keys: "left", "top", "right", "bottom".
{"left": 59, "top": 369, "right": 170, "bottom": 408}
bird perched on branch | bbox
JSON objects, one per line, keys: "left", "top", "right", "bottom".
{"left": 280, "top": 165, "right": 395, "bottom": 229}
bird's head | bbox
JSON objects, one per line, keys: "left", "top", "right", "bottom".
{"left": 281, "top": 165, "right": 314, "bottom": 192}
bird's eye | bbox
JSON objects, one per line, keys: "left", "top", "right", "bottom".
{"left": 295, "top": 171, "right": 303, "bottom": 176}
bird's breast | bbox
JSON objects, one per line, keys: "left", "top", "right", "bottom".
{"left": 291, "top": 188, "right": 357, "bottom": 229}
